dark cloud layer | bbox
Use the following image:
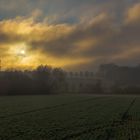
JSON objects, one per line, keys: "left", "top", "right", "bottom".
{"left": 0, "top": 0, "right": 140, "bottom": 70}
{"left": 0, "top": 0, "right": 138, "bottom": 22}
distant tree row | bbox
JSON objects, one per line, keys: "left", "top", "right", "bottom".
{"left": 1, "top": 63, "right": 140, "bottom": 95}
{"left": 68, "top": 71, "right": 94, "bottom": 77}
{"left": 0, "top": 65, "right": 66, "bottom": 95}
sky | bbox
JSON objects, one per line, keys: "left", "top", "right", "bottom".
{"left": 0, "top": 0, "right": 140, "bottom": 70}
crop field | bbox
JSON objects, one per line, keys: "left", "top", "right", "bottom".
{"left": 0, "top": 95, "right": 139, "bottom": 140}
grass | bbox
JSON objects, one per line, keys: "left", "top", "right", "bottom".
{"left": 0, "top": 95, "right": 139, "bottom": 140}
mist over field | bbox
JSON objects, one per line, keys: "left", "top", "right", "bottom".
{"left": 1, "top": 64, "right": 140, "bottom": 95}
{"left": 0, "top": 0, "right": 140, "bottom": 139}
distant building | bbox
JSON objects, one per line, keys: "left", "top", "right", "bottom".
{"left": 66, "top": 71, "right": 101, "bottom": 93}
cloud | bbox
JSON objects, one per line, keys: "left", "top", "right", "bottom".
{"left": 0, "top": 2, "right": 140, "bottom": 70}
{"left": 125, "top": 3, "right": 140, "bottom": 24}
{"left": 0, "top": 0, "right": 137, "bottom": 23}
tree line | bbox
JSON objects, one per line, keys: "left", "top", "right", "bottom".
{"left": 0, "top": 65, "right": 66, "bottom": 95}
{"left": 1, "top": 64, "right": 140, "bottom": 95}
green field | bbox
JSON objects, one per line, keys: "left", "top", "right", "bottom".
{"left": 0, "top": 95, "right": 139, "bottom": 140}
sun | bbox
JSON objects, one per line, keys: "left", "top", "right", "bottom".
{"left": 10, "top": 43, "right": 28, "bottom": 57}
{"left": 18, "top": 49, "right": 26, "bottom": 57}
{"left": 20, "top": 50, "right": 25, "bottom": 55}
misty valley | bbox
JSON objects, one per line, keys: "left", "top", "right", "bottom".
{"left": 1, "top": 64, "right": 140, "bottom": 95}
{"left": 0, "top": 64, "right": 140, "bottom": 139}
{"left": 0, "top": 0, "right": 140, "bottom": 139}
